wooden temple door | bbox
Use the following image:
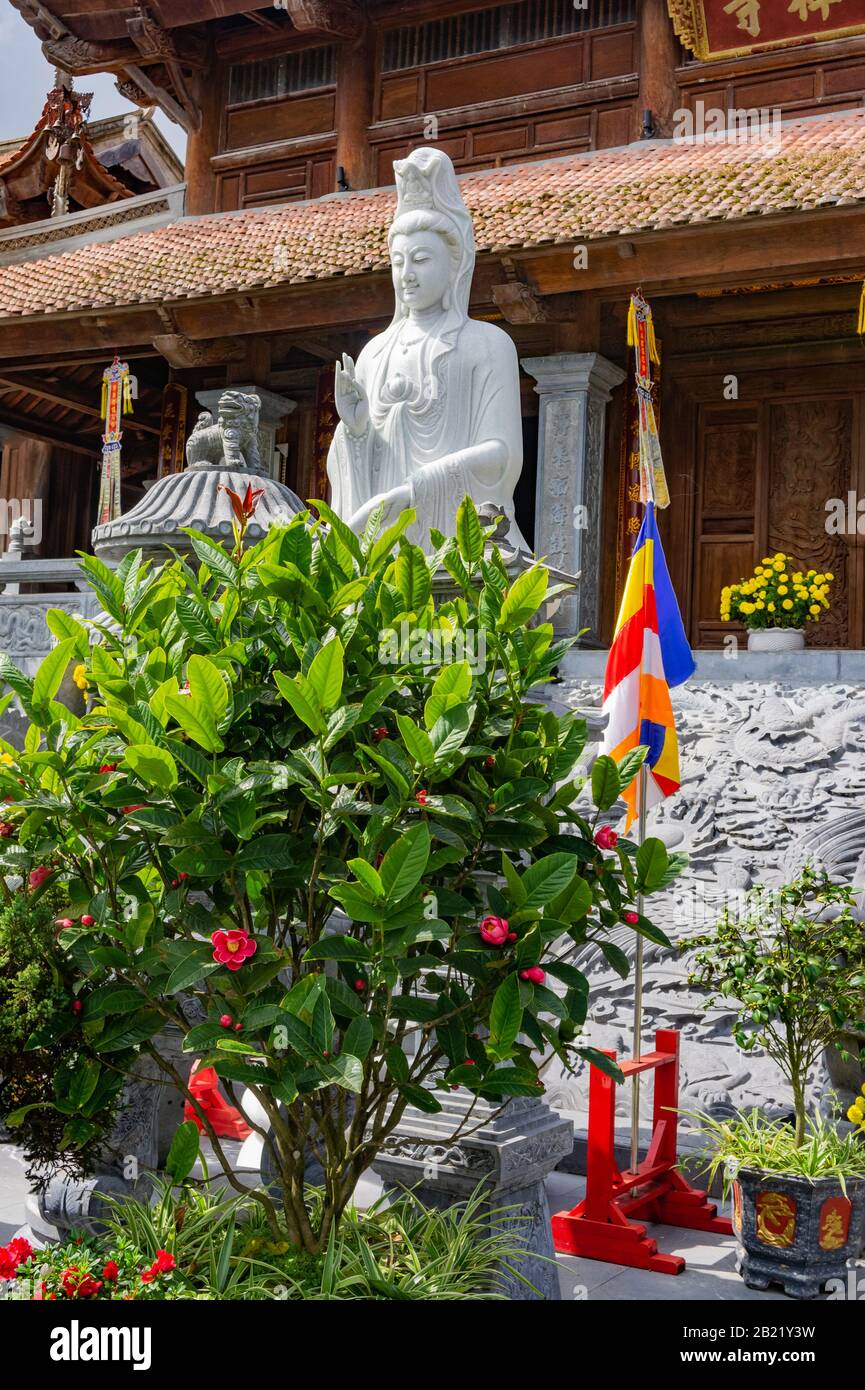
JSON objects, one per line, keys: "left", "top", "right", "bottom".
{"left": 690, "top": 388, "right": 865, "bottom": 649}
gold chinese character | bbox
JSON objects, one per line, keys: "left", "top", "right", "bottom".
{"left": 789, "top": 0, "right": 843, "bottom": 21}
{"left": 627, "top": 483, "right": 641, "bottom": 502}
{"left": 820, "top": 1210, "right": 845, "bottom": 1250}
{"left": 626, "top": 516, "right": 641, "bottom": 535}
{"left": 724, "top": 0, "right": 761, "bottom": 37}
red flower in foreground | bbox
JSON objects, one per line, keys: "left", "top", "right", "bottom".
{"left": 29, "top": 866, "right": 51, "bottom": 889}
{"left": 61, "top": 1266, "right": 102, "bottom": 1299}
{"left": 99, "top": 763, "right": 117, "bottom": 774}
{"left": 141, "top": 1249, "right": 176, "bottom": 1283}
{"left": 0, "top": 822, "right": 14, "bottom": 838}
{"left": 211, "top": 929, "right": 257, "bottom": 972}
{"left": 479, "top": 915, "right": 510, "bottom": 947}
{"left": 71, "top": 1000, "right": 83, "bottom": 1015}
{"left": 623, "top": 910, "right": 639, "bottom": 926}
{"left": 415, "top": 789, "right": 429, "bottom": 806}
{"left": 218, "top": 482, "right": 265, "bottom": 524}
{"left": 372, "top": 726, "right": 389, "bottom": 743}
{"left": 102, "top": 1261, "right": 119, "bottom": 1283}
{"left": 594, "top": 825, "right": 618, "bottom": 850}
{"left": 0, "top": 1236, "right": 33, "bottom": 1280}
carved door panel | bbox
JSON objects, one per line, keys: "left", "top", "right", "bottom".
{"left": 767, "top": 398, "right": 853, "bottom": 649}
{"left": 692, "top": 403, "right": 763, "bottom": 647}
{"left": 692, "top": 393, "right": 862, "bottom": 648}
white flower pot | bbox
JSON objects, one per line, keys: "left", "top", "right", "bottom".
{"left": 747, "top": 627, "right": 805, "bottom": 653}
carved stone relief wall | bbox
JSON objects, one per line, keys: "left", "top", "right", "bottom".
{"left": 543, "top": 670, "right": 865, "bottom": 1136}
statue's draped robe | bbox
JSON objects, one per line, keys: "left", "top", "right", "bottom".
{"left": 327, "top": 316, "right": 525, "bottom": 551}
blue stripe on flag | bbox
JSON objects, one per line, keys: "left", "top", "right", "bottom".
{"left": 642, "top": 503, "right": 696, "bottom": 689}
{"left": 638, "top": 718, "right": 667, "bottom": 768}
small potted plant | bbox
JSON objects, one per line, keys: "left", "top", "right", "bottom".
{"left": 719, "top": 553, "right": 832, "bottom": 652}
{"left": 682, "top": 867, "right": 865, "bottom": 1298}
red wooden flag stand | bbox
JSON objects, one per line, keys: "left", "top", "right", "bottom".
{"left": 552, "top": 1028, "right": 732, "bottom": 1275}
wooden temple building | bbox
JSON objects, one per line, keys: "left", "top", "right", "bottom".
{"left": 2, "top": 0, "right": 865, "bottom": 647}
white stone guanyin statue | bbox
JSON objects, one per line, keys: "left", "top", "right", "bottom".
{"left": 327, "top": 146, "right": 525, "bottom": 552}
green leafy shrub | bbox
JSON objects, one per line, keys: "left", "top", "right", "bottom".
{"left": 0, "top": 497, "right": 681, "bottom": 1253}
{"left": 694, "top": 1109, "right": 865, "bottom": 1190}
{"left": 681, "top": 867, "right": 865, "bottom": 1146}
{"left": 0, "top": 889, "right": 119, "bottom": 1184}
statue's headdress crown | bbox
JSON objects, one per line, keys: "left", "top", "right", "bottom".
{"left": 394, "top": 158, "right": 435, "bottom": 214}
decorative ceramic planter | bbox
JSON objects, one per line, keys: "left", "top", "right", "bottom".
{"left": 747, "top": 627, "right": 805, "bottom": 653}
{"left": 732, "top": 1167, "right": 865, "bottom": 1298}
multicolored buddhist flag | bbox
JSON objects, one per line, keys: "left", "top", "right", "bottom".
{"left": 601, "top": 501, "right": 694, "bottom": 828}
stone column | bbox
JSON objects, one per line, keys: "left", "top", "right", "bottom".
{"left": 521, "top": 354, "right": 625, "bottom": 642}
{"left": 371, "top": 1093, "right": 572, "bottom": 1301}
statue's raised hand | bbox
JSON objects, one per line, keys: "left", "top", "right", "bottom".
{"left": 334, "top": 353, "right": 369, "bottom": 437}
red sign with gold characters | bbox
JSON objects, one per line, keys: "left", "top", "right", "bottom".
{"left": 668, "top": 0, "right": 865, "bottom": 60}
{"left": 818, "top": 1195, "right": 852, "bottom": 1251}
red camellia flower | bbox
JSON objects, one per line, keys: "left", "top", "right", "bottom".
{"left": 372, "top": 726, "right": 389, "bottom": 743}
{"left": 219, "top": 1014, "right": 233, "bottom": 1028}
{"left": 415, "top": 789, "right": 429, "bottom": 806}
{"left": 623, "top": 910, "right": 639, "bottom": 926}
{"left": 594, "top": 826, "right": 618, "bottom": 850}
{"left": 29, "top": 866, "right": 51, "bottom": 889}
{"left": 102, "top": 1261, "right": 119, "bottom": 1283}
{"left": 80, "top": 915, "right": 95, "bottom": 926}
{"left": 479, "top": 915, "right": 510, "bottom": 947}
{"left": 99, "top": 763, "right": 117, "bottom": 774}
{"left": 211, "top": 929, "right": 257, "bottom": 972}
{"left": 353, "top": 979, "right": 366, "bottom": 992}
{"left": 0, "top": 822, "right": 14, "bottom": 838}
{"left": 519, "top": 966, "right": 546, "bottom": 985}
{"left": 71, "top": 1000, "right": 83, "bottom": 1014}
{"left": 485, "top": 755, "right": 495, "bottom": 769}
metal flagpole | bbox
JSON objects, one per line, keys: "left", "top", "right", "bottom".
{"left": 629, "top": 746, "right": 649, "bottom": 1174}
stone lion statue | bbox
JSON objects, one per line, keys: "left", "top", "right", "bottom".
{"left": 186, "top": 390, "right": 265, "bottom": 474}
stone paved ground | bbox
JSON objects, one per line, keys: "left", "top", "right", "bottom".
{"left": 3, "top": 1142, "right": 861, "bottom": 1301}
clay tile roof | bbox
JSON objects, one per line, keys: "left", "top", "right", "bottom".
{"left": 1, "top": 110, "right": 864, "bottom": 320}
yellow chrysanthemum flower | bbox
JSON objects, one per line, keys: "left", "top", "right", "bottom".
{"left": 767, "top": 602, "right": 776, "bottom": 613}
{"left": 810, "top": 604, "right": 820, "bottom": 615}
{"left": 782, "top": 599, "right": 793, "bottom": 610}
{"left": 778, "top": 585, "right": 788, "bottom": 595}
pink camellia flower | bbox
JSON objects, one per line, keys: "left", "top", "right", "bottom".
{"left": 479, "top": 915, "right": 510, "bottom": 947}
{"left": 211, "top": 929, "right": 257, "bottom": 972}
{"left": 519, "top": 966, "right": 546, "bottom": 985}
{"left": 594, "top": 826, "right": 618, "bottom": 850}
{"left": 29, "top": 866, "right": 51, "bottom": 889}
{"left": 623, "top": 910, "right": 639, "bottom": 926}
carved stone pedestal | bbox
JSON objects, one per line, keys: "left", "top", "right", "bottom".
{"left": 27, "top": 1032, "right": 185, "bottom": 1240}
{"left": 371, "top": 1094, "right": 572, "bottom": 1300}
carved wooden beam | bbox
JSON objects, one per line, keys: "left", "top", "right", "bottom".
{"left": 274, "top": 0, "right": 363, "bottom": 38}
{"left": 152, "top": 334, "right": 246, "bottom": 369}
